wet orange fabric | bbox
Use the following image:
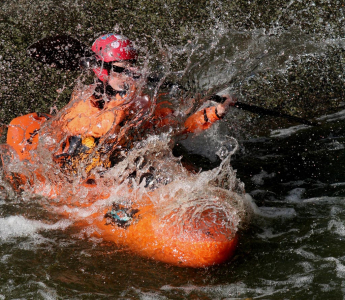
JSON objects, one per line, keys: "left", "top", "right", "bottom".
{"left": 6, "top": 112, "right": 51, "bottom": 161}
{"left": 5, "top": 85, "right": 223, "bottom": 171}
{"left": 61, "top": 93, "right": 127, "bottom": 138}
{"left": 184, "top": 106, "right": 221, "bottom": 133}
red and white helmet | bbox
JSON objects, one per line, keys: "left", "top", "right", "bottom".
{"left": 91, "top": 33, "right": 138, "bottom": 81}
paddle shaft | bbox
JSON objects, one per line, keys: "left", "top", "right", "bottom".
{"left": 210, "top": 95, "right": 317, "bottom": 126}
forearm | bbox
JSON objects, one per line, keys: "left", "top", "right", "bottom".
{"left": 184, "top": 106, "right": 222, "bottom": 133}
{"left": 184, "top": 94, "right": 237, "bottom": 133}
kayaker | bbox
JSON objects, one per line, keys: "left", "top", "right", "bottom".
{"left": 66, "top": 33, "right": 236, "bottom": 136}
{"left": 7, "top": 33, "right": 236, "bottom": 175}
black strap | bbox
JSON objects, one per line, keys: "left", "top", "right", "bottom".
{"left": 36, "top": 112, "right": 51, "bottom": 120}
{"left": 203, "top": 109, "right": 209, "bottom": 123}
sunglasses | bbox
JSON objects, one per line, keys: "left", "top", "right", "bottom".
{"left": 101, "top": 62, "right": 141, "bottom": 79}
{"left": 112, "top": 65, "right": 141, "bottom": 80}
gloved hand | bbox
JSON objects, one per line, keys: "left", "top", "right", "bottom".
{"left": 216, "top": 94, "right": 237, "bottom": 118}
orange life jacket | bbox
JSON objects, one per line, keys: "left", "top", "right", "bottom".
{"left": 6, "top": 112, "right": 51, "bottom": 162}
{"left": 6, "top": 85, "right": 223, "bottom": 175}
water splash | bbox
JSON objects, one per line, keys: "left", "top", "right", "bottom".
{"left": 0, "top": 78, "right": 248, "bottom": 241}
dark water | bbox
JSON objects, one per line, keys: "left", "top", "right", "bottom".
{"left": 1, "top": 0, "right": 345, "bottom": 299}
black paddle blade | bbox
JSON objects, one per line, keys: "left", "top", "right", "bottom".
{"left": 27, "top": 35, "right": 91, "bottom": 71}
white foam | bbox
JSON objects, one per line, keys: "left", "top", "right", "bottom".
{"left": 251, "top": 170, "right": 275, "bottom": 185}
{"left": 54, "top": 204, "right": 98, "bottom": 219}
{"left": 285, "top": 188, "right": 305, "bottom": 203}
{"left": 298, "top": 261, "right": 315, "bottom": 273}
{"left": 161, "top": 282, "right": 287, "bottom": 299}
{"left": 244, "top": 193, "right": 296, "bottom": 219}
{"left": 0, "top": 254, "right": 11, "bottom": 263}
{"left": 257, "top": 228, "right": 296, "bottom": 239}
{"left": 36, "top": 282, "right": 59, "bottom": 300}
{"left": 138, "top": 292, "right": 169, "bottom": 300}
{"left": 287, "top": 274, "right": 314, "bottom": 288}
{"left": 0, "top": 215, "right": 71, "bottom": 241}
{"left": 326, "top": 140, "right": 345, "bottom": 151}
{"left": 249, "top": 189, "right": 276, "bottom": 197}
{"left": 295, "top": 248, "right": 320, "bottom": 260}
{"left": 325, "top": 257, "right": 345, "bottom": 278}
{"left": 320, "top": 283, "right": 335, "bottom": 292}
{"left": 303, "top": 196, "right": 344, "bottom": 203}
{"left": 317, "top": 108, "right": 345, "bottom": 123}
{"left": 331, "top": 182, "right": 345, "bottom": 187}
{"left": 270, "top": 124, "right": 310, "bottom": 138}
{"left": 254, "top": 206, "right": 296, "bottom": 218}
{"left": 328, "top": 219, "right": 345, "bottom": 236}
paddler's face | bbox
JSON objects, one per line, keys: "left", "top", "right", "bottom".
{"left": 107, "top": 61, "right": 139, "bottom": 92}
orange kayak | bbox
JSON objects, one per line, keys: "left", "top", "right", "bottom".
{"left": 1, "top": 112, "right": 245, "bottom": 267}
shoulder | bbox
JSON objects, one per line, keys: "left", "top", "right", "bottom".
{"left": 70, "top": 83, "right": 98, "bottom": 104}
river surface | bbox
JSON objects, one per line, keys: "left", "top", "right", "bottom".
{"left": 1, "top": 0, "right": 345, "bottom": 299}
{"left": 1, "top": 115, "right": 345, "bottom": 299}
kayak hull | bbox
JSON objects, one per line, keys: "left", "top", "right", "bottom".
{"left": 1, "top": 113, "right": 241, "bottom": 267}
{"left": 52, "top": 181, "right": 240, "bottom": 267}
{"left": 90, "top": 207, "right": 239, "bottom": 267}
